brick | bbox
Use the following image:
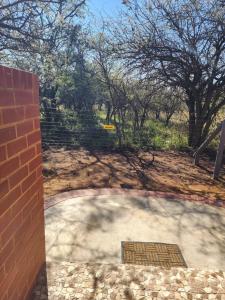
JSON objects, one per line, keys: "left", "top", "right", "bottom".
{"left": 4, "top": 251, "right": 16, "bottom": 277}
{"left": 0, "top": 186, "right": 21, "bottom": 215}
{"left": 0, "top": 273, "right": 16, "bottom": 298}
{"left": 11, "top": 191, "right": 28, "bottom": 219}
{"left": 0, "top": 180, "right": 9, "bottom": 199}
{"left": 0, "top": 146, "right": 6, "bottom": 162}
{"left": 2, "top": 293, "right": 7, "bottom": 300}
{"left": 22, "top": 195, "right": 38, "bottom": 220}
{"left": 32, "top": 75, "right": 39, "bottom": 103}
{"left": 9, "top": 165, "right": 28, "bottom": 189}
{"left": 15, "top": 231, "right": 39, "bottom": 270}
{"left": 2, "top": 107, "right": 24, "bottom": 124}
{"left": 12, "top": 68, "right": 26, "bottom": 90}
{"left": 33, "top": 118, "right": 40, "bottom": 129}
{"left": 11, "top": 68, "right": 32, "bottom": 90}
{"left": 12, "top": 271, "right": 27, "bottom": 300}
{"left": 14, "top": 214, "right": 31, "bottom": 248}
{"left": 7, "top": 136, "right": 27, "bottom": 158}
{"left": 14, "top": 90, "right": 33, "bottom": 105}
{"left": 36, "top": 143, "right": 42, "bottom": 155}
{"left": 31, "top": 198, "right": 43, "bottom": 219}
{"left": 21, "top": 171, "right": 36, "bottom": 193}
{"left": 12, "top": 68, "right": 22, "bottom": 89}
{"left": 30, "top": 176, "right": 43, "bottom": 197}
{"left": 11, "top": 177, "right": 42, "bottom": 218}
{"left": 0, "top": 66, "right": 13, "bottom": 88}
{"left": 0, "top": 265, "right": 5, "bottom": 282}
{"left": 13, "top": 69, "right": 33, "bottom": 90}
{"left": 0, "top": 66, "right": 5, "bottom": 88}
{"left": 36, "top": 165, "right": 42, "bottom": 178}
{"left": 24, "top": 71, "right": 33, "bottom": 89}
{"left": 1, "top": 212, "right": 23, "bottom": 245}
{"left": 27, "top": 130, "right": 41, "bottom": 146}
{"left": 0, "top": 90, "right": 14, "bottom": 106}
{"left": 25, "top": 105, "right": 39, "bottom": 119}
{"left": 29, "top": 155, "right": 42, "bottom": 172}
{"left": 16, "top": 120, "right": 34, "bottom": 137}
{"left": 7, "top": 284, "right": 19, "bottom": 300}
{"left": 17, "top": 280, "right": 28, "bottom": 300}
{"left": 0, "top": 66, "right": 44, "bottom": 300}
{"left": 38, "top": 185, "right": 44, "bottom": 200}
{"left": 0, "top": 156, "right": 19, "bottom": 179}
{"left": 0, "top": 126, "right": 16, "bottom": 144}
{"left": 0, "top": 209, "right": 12, "bottom": 233}
{"left": 20, "top": 147, "right": 36, "bottom": 165}
{"left": 4, "top": 67, "right": 13, "bottom": 88}
{"left": 0, "top": 239, "right": 14, "bottom": 266}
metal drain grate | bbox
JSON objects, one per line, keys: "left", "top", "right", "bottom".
{"left": 121, "top": 241, "right": 187, "bottom": 268}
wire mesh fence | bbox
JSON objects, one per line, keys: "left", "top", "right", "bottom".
{"left": 40, "top": 105, "right": 190, "bottom": 152}
{"left": 40, "top": 107, "right": 117, "bottom": 150}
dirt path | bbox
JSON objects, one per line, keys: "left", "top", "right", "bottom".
{"left": 43, "top": 149, "right": 225, "bottom": 205}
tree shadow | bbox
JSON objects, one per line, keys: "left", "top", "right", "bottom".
{"left": 45, "top": 191, "right": 225, "bottom": 268}
{"left": 31, "top": 190, "right": 225, "bottom": 298}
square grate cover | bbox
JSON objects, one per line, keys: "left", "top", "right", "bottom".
{"left": 121, "top": 241, "right": 187, "bottom": 268}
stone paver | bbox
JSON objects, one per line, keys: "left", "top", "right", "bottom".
{"left": 32, "top": 262, "right": 225, "bottom": 299}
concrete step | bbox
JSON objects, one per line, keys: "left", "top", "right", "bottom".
{"left": 31, "top": 261, "right": 225, "bottom": 299}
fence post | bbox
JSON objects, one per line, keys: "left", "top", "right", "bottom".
{"left": 213, "top": 120, "right": 225, "bottom": 179}
{"left": 193, "top": 123, "right": 222, "bottom": 165}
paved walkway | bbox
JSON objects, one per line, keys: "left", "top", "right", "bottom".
{"left": 32, "top": 262, "right": 225, "bottom": 299}
{"left": 45, "top": 189, "right": 225, "bottom": 270}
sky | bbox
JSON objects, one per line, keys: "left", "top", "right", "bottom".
{"left": 88, "top": 0, "right": 123, "bottom": 18}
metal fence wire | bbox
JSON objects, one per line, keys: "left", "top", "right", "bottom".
{"left": 40, "top": 107, "right": 117, "bottom": 150}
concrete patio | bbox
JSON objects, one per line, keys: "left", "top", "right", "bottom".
{"left": 45, "top": 189, "right": 225, "bottom": 270}
{"left": 31, "top": 189, "right": 225, "bottom": 299}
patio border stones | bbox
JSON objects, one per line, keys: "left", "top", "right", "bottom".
{"left": 44, "top": 188, "right": 225, "bottom": 210}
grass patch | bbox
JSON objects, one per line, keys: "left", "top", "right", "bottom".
{"left": 123, "top": 119, "right": 188, "bottom": 151}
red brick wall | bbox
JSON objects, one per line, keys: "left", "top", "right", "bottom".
{"left": 0, "top": 66, "right": 45, "bottom": 300}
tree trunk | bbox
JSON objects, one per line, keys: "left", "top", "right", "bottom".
{"left": 140, "top": 107, "right": 147, "bottom": 130}
{"left": 133, "top": 109, "right": 139, "bottom": 133}
{"left": 188, "top": 109, "right": 206, "bottom": 148}
{"left": 155, "top": 111, "right": 160, "bottom": 120}
{"left": 165, "top": 113, "right": 173, "bottom": 126}
{"left": 106, "top": 103, "right": 111, "bottom": 124}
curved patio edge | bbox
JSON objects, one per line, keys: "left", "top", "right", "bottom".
{"left": 44, "top": 188, "right": 224, "bottom": 210}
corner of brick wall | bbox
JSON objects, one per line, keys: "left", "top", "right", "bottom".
{"left": 0, "top": 66, "right": 45, "bottom": 300}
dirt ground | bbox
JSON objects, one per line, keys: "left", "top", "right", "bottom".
{"left": 43, "top": 148, "right": 225, "bottom": 205}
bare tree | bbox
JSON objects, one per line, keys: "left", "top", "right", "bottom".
{"left": 128, "top": 81, "right": 157, "bottom": 132}
{"left": 0, "top": 0, "right": 85, "bottom": 53}
{"left": 111, "top": 0, "right": 225, "bottom": 147}
{"left": 151, "top": 87, "right": 184, "bottom": 126}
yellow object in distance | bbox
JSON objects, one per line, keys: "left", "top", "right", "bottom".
{"left": 103, "top": 124, "right": 116, "bottom": 130}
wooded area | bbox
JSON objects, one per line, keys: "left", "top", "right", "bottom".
{"left": 0, "top": 0, "right": 225, "bottom": 151}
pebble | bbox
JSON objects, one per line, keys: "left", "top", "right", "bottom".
{"left": 31, "top": 262, "right": 225, "bottom": 299}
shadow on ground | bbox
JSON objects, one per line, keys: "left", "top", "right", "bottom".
{"left": 43, "top": 149, "right": 225, "bottom": 204}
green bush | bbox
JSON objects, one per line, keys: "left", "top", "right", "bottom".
{"left": 123, "top": 119, "right": 188, "bottom": 151}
